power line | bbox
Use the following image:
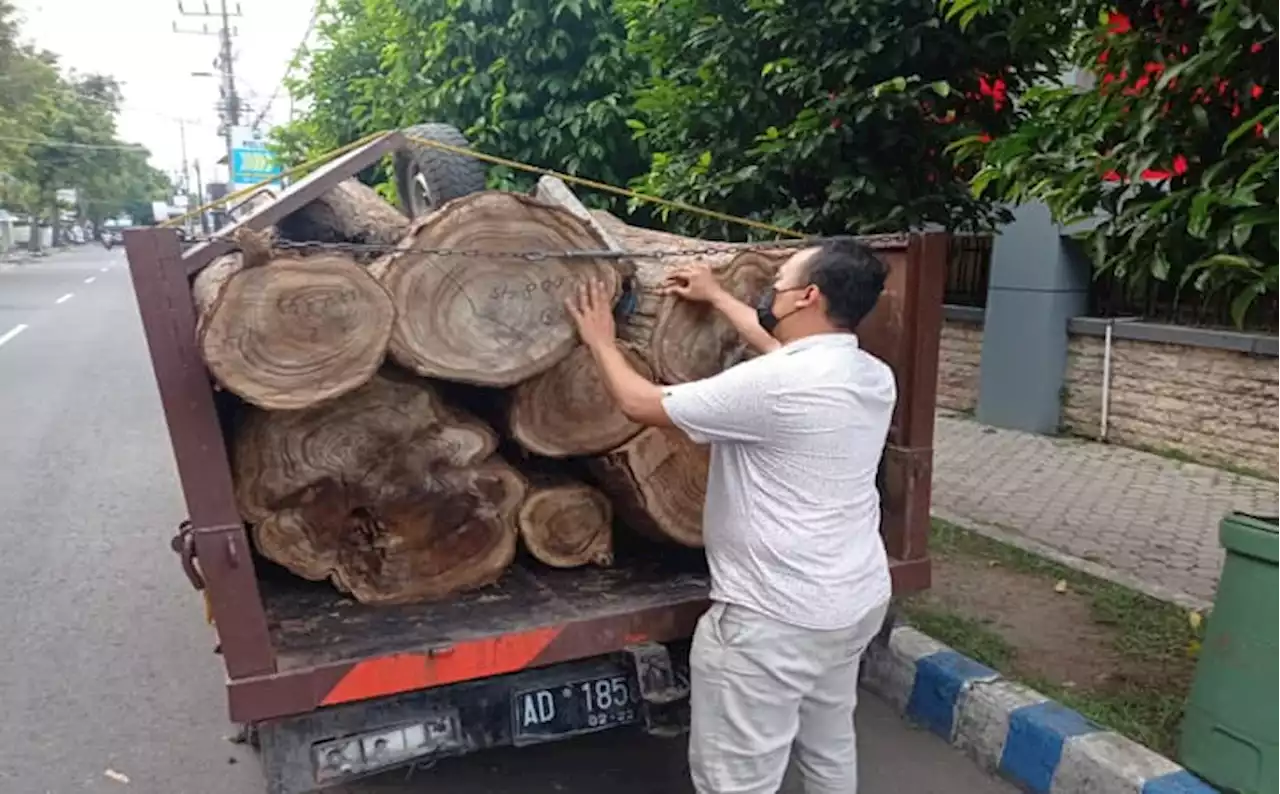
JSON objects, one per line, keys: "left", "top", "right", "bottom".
{"left": 0, "top": 135, "right": 149, "bottom": 151}
{"left": 250, "top": 0, "right": 319, "bottom": 131}
{"left": 0, "top": 72, "right": 212, "bottom": 124}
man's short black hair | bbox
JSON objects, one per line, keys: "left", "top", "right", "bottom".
{"left": 803, "top": 238, "right": 888, "bottom": 330}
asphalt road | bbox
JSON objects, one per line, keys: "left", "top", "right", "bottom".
{"left": 0, "top": 245, "right": 1016, "bottom": 794}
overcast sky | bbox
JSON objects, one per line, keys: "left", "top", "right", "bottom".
{"left": 14, "top": 0, "right": 316, "bottom": 188}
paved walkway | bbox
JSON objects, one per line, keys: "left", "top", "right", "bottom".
{"left": 932, "top": 413, "right": 1277, "bottom": 606}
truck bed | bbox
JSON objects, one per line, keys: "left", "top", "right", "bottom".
{"left": 260, "top": 554, "right": 711, "bottom": 672}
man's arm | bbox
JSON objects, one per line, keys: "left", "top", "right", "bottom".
{"left": 707, "top": 289, "right": 781, "bottom": 355}
{"left": 565, "top": 279, "right": 672, "bottom": 427}
{"left": 584, "top": 341, "right": 672, "bottom": 427}
{"left": 664, "top": 265, "right": 779, "bottom": 355}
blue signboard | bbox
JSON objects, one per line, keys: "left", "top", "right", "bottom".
{"left": 230, "top": 126, "right": 282, "bottom": 189}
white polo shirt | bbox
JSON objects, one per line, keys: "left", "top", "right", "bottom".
{"left": 661, "top": 332, "right": 896, "bottom": 631}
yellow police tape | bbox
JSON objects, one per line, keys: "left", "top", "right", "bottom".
{"left": 164, "top": 128, "right": 806, "bottom": 240}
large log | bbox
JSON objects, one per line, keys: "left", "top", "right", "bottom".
{"left": 508, "top": 344, "right": 651, "bottom": 457}
{"left": 276, "top": 178, "right": 409, "bottom": 258}
{"left": 590, "top": 212, "right": 789, "bottom": 383}
{"left": 232, "top": 374, "right": 527, "bottom": 604}
{"left": 253, "top": 459, "right": 526, "bottom": 605}
{"left": 193, "top": 229, "right": 395, "bottom": 410}
{"left": 234, "top": 372, "right": 497, "bottom": 521}
{"left": 587, "top": 426, "right": 709, "bottom": 548}
{"left": 515, "top": 470, "right": 613, "bottom": 569}
{"left": 368, "top": 191, "right": 622, "bottom": 387}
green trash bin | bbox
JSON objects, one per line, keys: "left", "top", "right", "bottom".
{"left": 1178, "top": 512, "right": 1278, "bottom": 794}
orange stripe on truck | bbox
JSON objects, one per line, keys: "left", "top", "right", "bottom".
{"left": 321, "top": 627, "right": 562, "bottom": 706}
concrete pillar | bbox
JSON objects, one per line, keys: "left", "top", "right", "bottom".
{"left": 976, "top": 203, "right": 1091, "bottom": 434}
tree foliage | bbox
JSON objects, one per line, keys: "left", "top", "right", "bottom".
{"left": 278, "top": 0, "right": 1076, "bottom": 235}
{"left": 944, "top": 0, "right": 1277, "bottom": 325}
{"left": 618, "top": 0, "right": 1074, "bottom": 238}
{"left": 274, "top": 0, "right": 646, "bottom": 208}
{"left": 0, "top": 2, "right": 170, "bottom": 240}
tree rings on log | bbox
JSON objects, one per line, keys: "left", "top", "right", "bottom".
{"left": 370, "top": 191, "right": 622, "bottom": 387}
{"left": 517, "top": 479, "right": 614, "bottom": 569}
{"left": 508, "top": 344, "right": 651, "bottom": 457}
{"left": 193, "top": 247, "right": 395, "bottom": 410}
{"left": 650, "top": 249, "right": 787, "bottom": 384}
{"left": 587, "top": 426, "right": 709, "bottom": 548}
{"left": 233, "top": 374, "right": 497, "bottom": 523}
{"left": 252, "top": 459, "right": 526, "bottom": 605}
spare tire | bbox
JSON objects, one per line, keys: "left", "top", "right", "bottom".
{"left": 394, "top": 123, "right": 488, "bottom": 218}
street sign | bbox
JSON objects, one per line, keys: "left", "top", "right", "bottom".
{"left": 229, "top": 126, "right": 282, "bottom": 190}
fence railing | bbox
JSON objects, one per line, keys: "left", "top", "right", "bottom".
{"left": 945, "top": 234, "right": 993, "bottom": 308}
{"left": 1088, "top": 271, "right": 1278, "bottom": 333}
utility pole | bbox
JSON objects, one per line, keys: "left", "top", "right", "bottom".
{"left": 173, "top": 1, "right": 244, "bottom": 181}
{"left": 177, "top": 118, "right": 194, "bottom": 235}
{"left": 193, "top": 159, "right": 209, "bottom": 234}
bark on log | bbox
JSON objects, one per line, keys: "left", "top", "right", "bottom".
{"left": 589, "top": 212, "right": 789, "bottom": 383}
{"left": 276, "top": 178, "right": 409, "bottom": 258}
{"left": 508, "top": 344, "right": 651, "bottom": 457}
{"left": 587, "top": 426, "right": 709, "bottom": 548}
{"left": 193, "top": 229, "right": 395, "bottom": 410}
{"left": 232, "top": 374, "right": 527, "bottom": 604}
{"left": 369, "top": 191, "right": 622, "bottom": 387}
{"left": 515, "top": 470, "right": 613, "bottom": 569}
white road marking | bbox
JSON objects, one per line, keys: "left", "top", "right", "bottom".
{"left": 55, "top": 293, "right": 74, "bottom": 304}
{"left": 99, "top": 266, "right": 109, "bottom": 272}
{"left": 0, "top": 324, "right": 29, "bottom": 347}
{"left": 84, "top": 276, "right": 96, "bottom": 284}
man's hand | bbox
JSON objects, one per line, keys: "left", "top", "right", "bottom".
{"left": 662, "top": 264, "right": 725, "bottom": 304}
{"left": 564, "top": 279, "right": 617, "bottom": 349}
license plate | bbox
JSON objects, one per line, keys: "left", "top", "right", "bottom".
{"left": 512, "top": 673, "right": 638, "bottom": 742}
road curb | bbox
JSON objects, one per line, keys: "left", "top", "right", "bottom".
{"left": 862, "top": 624, "right": 1217, "bottom": 794}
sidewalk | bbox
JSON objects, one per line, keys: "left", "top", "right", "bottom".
{"left": 932, "top": 412, "right": 1277, "bottom": 607}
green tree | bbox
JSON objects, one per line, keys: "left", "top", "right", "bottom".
{"left": 274, "top": 0, "right": 647, "bottom": 208}
{"left": 617, "top": 0, "right": 1075, "bottom": 238}
{"left": 943, "top": 0, "right": 1277, "bottom": 326}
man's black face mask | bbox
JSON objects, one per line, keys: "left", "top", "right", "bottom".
{"left": 755, "top": 286, "right": 807, "bottom": 336}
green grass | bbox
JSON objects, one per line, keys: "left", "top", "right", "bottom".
{"left": 906, "top": 519, "right": 1203, "bottom": 756}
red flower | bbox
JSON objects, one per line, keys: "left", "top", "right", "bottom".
{"left": 1251, "top": 42, "right": 1264, "bottom": 54}
{"left": 1172, "top": 155, "right": 1188, "bottom": 175}
{"left": 830, "top": 118, "right": 843, "bottom": 129}
{"left": 1107, "top": 12, "right": 1131, "bottom": 34}
{"left": 1251, "top": 84, "right": 1264, "bottom": 99}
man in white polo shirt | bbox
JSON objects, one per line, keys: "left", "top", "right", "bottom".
{"left": 565, "top": 237, "right": 896, "bottom": 794}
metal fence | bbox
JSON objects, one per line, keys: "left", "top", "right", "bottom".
{"left": 944, "top": 234, "right": 993, "bottom": 307}
{"left": 1088, "top": 271, "right": 1279, "bottom": 333}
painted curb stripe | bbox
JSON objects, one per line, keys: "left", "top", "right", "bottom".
{"left": 1141, "top": 770, "right": 1221, "bottom": 794}
{"left": 862, "top": 626, "right": 1216, "bottom": 794}
{"left": 906, "top": 650, "right": 999, "bottom": 740}
{"left": 999, "top": 701, "right": 1102, "bottom": 793}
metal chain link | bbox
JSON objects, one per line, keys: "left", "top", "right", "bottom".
{"left": 186, "top": 235, "right": 837, "bottom": 262}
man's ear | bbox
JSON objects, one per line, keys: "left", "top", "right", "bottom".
{"left": 797, "top": 284, "right": 821, "bottom": 307}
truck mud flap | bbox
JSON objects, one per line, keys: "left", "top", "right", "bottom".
{"left": 623, "top": 642, "right": 691, "bottom": 738}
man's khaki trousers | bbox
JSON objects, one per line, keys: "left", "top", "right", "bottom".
{"left": 688, "top": 599, "right": 891, "bottom": 794}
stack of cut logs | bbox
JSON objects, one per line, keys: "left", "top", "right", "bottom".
{"left": 198, "top": 176, "right": 786, "bottom": 605}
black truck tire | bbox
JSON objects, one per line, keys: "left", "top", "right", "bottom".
{"left": 394, "top": 123, "right": 488, "bottom": 218}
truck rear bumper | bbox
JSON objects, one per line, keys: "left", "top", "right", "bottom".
{"left": 230, "top": 599, "right": 707, "bottom": 724}
{"left": 259, "top": 642, "right": 691, "bottom": 794}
